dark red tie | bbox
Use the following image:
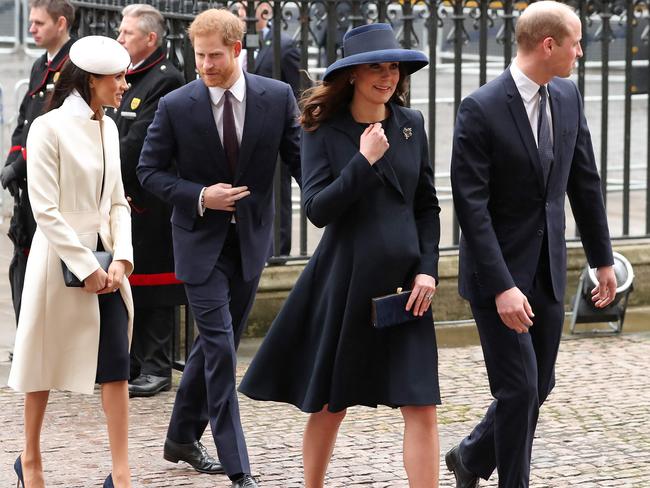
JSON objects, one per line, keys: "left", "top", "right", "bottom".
{"left": 222, "top": 90, "right": 239, "bottom": 177}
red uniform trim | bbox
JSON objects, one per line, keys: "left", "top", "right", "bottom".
{"left": 8, "top": 145, "right": 22, "bottom": 154}
{"left": 128, "top": 272, "right": 183, "bottom": 286}
{"left": 127, "top": 53, "right": 166, "bottom": 76}
{"left": 28, "top": 54, "right": 69, "bottom": 97}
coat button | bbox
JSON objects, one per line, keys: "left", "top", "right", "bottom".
{"left": 545, "top": 202, "right": 549, "bottom": 209}
{"left": 537, "top": 229, "right": 544, "bottom": 236}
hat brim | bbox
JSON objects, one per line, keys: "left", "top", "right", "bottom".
{"left": 323, "top": 49, "right": 428, "bottom": 82}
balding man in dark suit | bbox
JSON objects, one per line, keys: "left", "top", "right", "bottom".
{"left": 447, "top": 2, "right": 617, "bottom": 487}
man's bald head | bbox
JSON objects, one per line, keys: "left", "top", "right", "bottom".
{"left": 516, "top": 1, "right": 578, "bottom": 52}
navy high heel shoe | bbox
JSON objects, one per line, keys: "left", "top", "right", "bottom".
{"left": 14, "top": 455, "right": 24, "bottom": 488}
{"left": 103, "top": 473, "right": 114, "bottom": 488}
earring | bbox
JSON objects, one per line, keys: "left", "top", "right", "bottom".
{"left": 349, "top": 78, "right": 355, "bottom": 85}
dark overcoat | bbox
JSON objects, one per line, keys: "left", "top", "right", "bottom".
{"left": 4, "top": 38, "right": 74, "bottom": 250}
{"left": 239, "top": 104, "right": 441, "bottom": 412}
{"left": 109, "top": 47, "right": 186, "bottom": 307}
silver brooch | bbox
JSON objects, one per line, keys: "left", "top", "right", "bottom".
{"left": 403, "top": 127, "right": 412, "bottom": 140}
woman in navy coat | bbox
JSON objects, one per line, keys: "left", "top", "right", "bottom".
{"left": 239, "top": 24, "right": 441, "bottom": 487}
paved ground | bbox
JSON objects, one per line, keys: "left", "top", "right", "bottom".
{"left": 1, "top": 50, "right": 650, "bottom": 488}
{"left": 1, "top": 332, "right": 650, "bottom": 487}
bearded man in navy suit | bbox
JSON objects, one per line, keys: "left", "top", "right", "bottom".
{"left": 446, "top": 2, "right": 617, "bottom": 487}
{"left": 137, "top": 8, "right": 301, "bottom": 488}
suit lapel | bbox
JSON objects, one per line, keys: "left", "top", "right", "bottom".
{"left": 502, "top": 71, "right": 546, "bottom": 194}
{"left": 252, "top": 35, "right": 271, "bottom": 74}
{"left": 189, "top": 81, "right": 231, "bottom": 180}
{"left": 549, "top": 80, "right": 563, "bottom": 179}
{"left": 379, "top": 107, "right": 407, "bottom": 199}
{"left": 236, "top": 73, "right": 268, "bottom": 182}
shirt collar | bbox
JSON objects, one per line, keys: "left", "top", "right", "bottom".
{"left": 510, "top": 59, "right": 545, "bottom": 103}
{"left": 208, "top": 68, "right": 246, "bottom": 106}
{"left": 130, "top": 58, "right": 145, "bottom": 71}
{"left": 60, "top": 89, "right": 96, "bottom": 119}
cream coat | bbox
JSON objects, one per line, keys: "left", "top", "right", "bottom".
{"left": 8, "top": 93, "right": 134, "bottom": 395}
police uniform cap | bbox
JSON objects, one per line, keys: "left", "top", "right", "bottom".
{"left": 69, "top": 36, "right": 130, "bottom": 75}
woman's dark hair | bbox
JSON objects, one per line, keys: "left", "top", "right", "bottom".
{"left": 300, "top": 64, "right": 410, "bottom": 132}
{"left": 46, "top": 59, "right": 93, "bottom": 112}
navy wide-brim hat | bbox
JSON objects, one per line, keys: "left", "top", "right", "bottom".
{"left": 323, "top": 23, "right": 428, "bottom": 82}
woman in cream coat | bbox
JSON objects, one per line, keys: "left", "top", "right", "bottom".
{"left": 9, "top": 36, "right": 134, "bottom": 488}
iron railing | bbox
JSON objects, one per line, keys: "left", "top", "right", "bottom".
{"left": 66, "top": 0, "right": 650, "bottom": 248}
{"left": 59, "top": 0, "right": 650, "bottom": 366}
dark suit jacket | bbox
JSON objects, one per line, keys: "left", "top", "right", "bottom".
{"left": 451, "top": 70, "right": 613, "bottom": 304}
{"left": 137, "top": 73, "right": 302, "bottom": 284}
{"left": 251, "top": 31, "right": 301, "bottom": 97}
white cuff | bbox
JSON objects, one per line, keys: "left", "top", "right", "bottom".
{"left": 197, "top": 187, "right": 206, "bottom": 216}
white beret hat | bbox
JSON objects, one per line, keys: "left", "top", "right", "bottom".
{"left": 69, "top": 36, "right": 130, "bottom": 75}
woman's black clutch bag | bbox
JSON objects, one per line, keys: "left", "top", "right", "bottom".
{"left": 371, "top": 289, "right": 432, "bottom": 329}
{"left": 61, "top": 252, "right": 112, "bottom": 287}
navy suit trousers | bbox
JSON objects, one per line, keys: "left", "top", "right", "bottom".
{"left": 166, "top": 225, "right": 261, "bottom": 476}
{"left": 459, "top": 242, "right": 564, "bottom": 488}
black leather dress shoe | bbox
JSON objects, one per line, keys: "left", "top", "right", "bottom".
{"left": 232, "top": 474, "right": 259, "bottom": 487}
{"left": 128, "top": 374, "right": 171, "bottom": 398}
{"left": 163, "top": 438, "right": 225, "bottom": 474}
{"left": 445, "top": 445, "right": 480, "bottom": 488}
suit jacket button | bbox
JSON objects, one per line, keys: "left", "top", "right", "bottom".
{"left": 537, "top": 229, "right": 544, "bottom": 236}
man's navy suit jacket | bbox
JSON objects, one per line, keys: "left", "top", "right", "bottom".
{"left": 451, "top": 70, "right": 613, "bottom": 305}
{"left": 137, "top": 72, "right": 301, "bottom": 284}
{"left": 251, "top": 30, "right": 301, "bottom": 97}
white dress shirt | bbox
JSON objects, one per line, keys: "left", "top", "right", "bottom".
{"left": 208, "top": 69, "right": 247, "bottom": 146}
{"left": 509, "top": 59, "right": 553, "bottom": 148}
{"left": 198, "top": 69, "right": 247, "bottom": 216}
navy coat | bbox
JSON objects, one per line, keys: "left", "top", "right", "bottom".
{"left": 109, "top": 48, "right": 185, "bottom": 306}
{"left": 451, "top": 70, "right": 613, "bottom": 305}
{"left": 137, "top": 73, "right": 302, "bottom": 284}
{"left": 240, "top": 104, "right": 441, "bottom": 412}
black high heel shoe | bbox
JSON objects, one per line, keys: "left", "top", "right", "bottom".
{"left": 103, "top": 473, "right": 114, "bottom": 488}
{"left": 14, "top": 455, "right": 24, "bottom": 488}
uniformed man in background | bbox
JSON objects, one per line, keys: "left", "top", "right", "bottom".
{"left": 0, "top": 0, "right": 75, "bottom": 325}
{"left": 111, "top": 3, "right": 186, "bottom": 398}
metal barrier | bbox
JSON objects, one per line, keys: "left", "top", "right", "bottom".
{"left": 66, "top": 0, "right": 650, "bottom": 251}
{"left": 0, "top": 0, "right": 20, "bottom": 53}
{"left": 1, "top": 78, "right": 28, "bottom": 219}
{"left": 0, "top": 82, "right": 4, "bottom": 217}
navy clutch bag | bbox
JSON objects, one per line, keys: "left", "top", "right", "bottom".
{"left": 61, "top": 251, "right": 112, "bottom": 287}
{"left": 371, "top": 289, "right": 432, "bottom": 329}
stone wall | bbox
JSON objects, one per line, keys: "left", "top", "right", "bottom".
{"left": 244, "top": 242, "right": 649, "bottom": 337}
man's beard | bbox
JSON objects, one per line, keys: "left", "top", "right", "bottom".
{"left": 199, "top": 66, "right": 234, "bottom": 88}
